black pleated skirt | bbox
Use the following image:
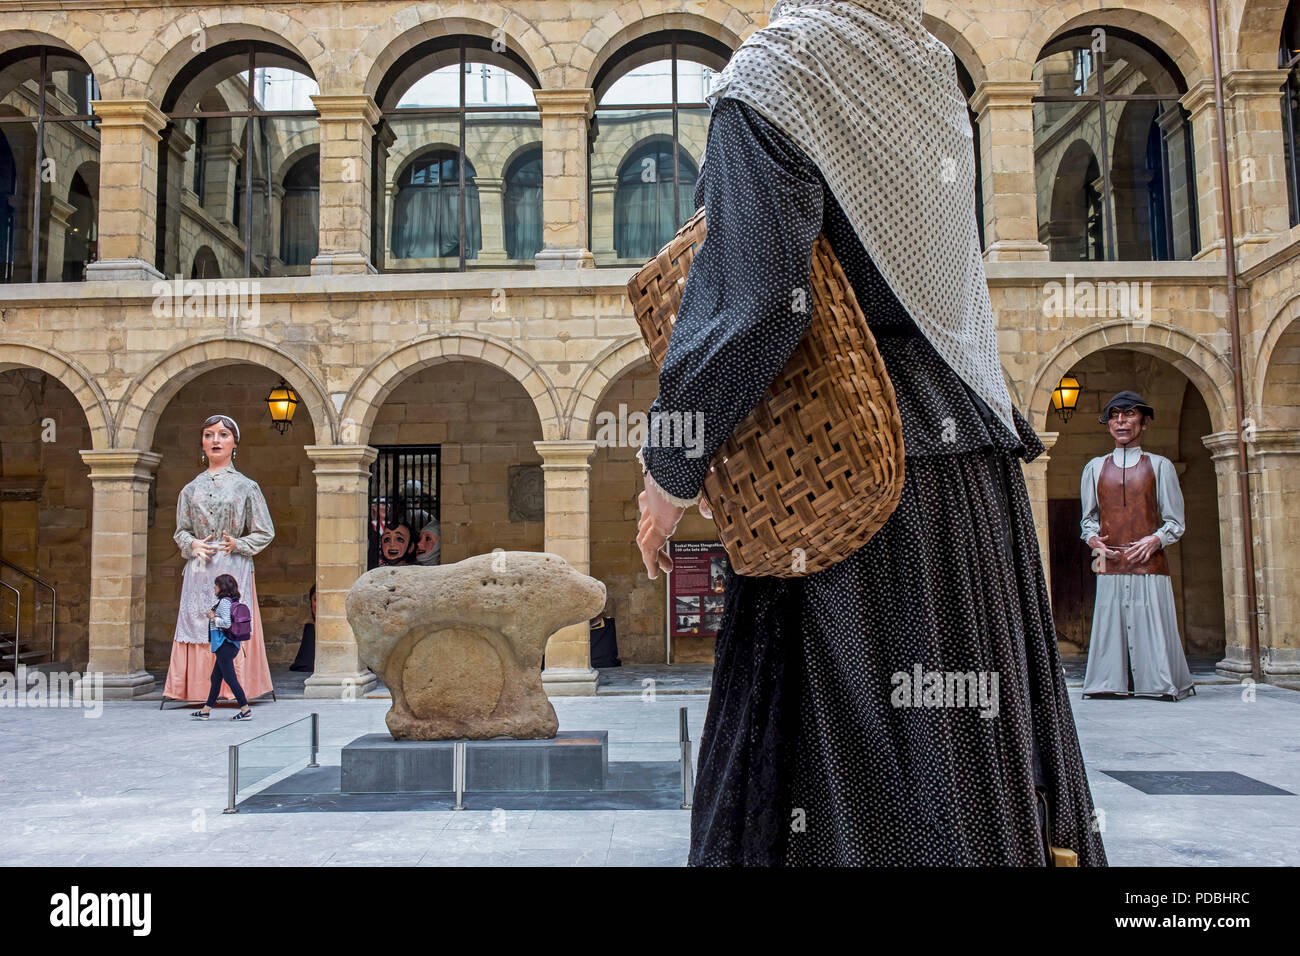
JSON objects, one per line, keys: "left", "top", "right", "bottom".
{"left": 687, "top": 405, "right": 1109, "bottom": 866}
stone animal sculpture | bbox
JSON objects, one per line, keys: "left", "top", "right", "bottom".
{"left": 346, "top": 551, "right": 606, "bottom": 740}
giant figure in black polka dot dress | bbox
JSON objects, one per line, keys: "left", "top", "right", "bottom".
{"left": 635, "top": 0, "right": 1107, "bottom": 866}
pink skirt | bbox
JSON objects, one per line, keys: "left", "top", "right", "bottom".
{"left": 163, "top": 573, "right": 275, "bottom": 703}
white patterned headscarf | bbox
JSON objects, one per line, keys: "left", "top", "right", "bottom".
{"left": 704, "top": 0, "right": 1018, "bottom": 439}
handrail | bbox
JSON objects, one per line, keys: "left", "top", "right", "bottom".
{"left": 0, "top": 558, "right": 56, "bottom": 663}
{"left": 0, "top": 580, "right": 20, "bottom": 671}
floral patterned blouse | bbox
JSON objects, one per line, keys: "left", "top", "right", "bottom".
{"left": 174, "top": 465, "right": 275, "bottom": 559}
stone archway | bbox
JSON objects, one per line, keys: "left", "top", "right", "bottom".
{"left": 0, "top": 363, "right": 97, "bottom": 669}
{"left": 1035, "top": 340, "right": 1228, "bottom": 664}
{"left": 143, "top": 363, "right": 320, "bottom": 673}
{"left": 116, "top": 337, "right": 336, "bottom": 448}
{"left": 340, "top": 333, "right": 563, "bottom": 444}
{"left": 0, "top": 340, "right": 114, "bottom": 449}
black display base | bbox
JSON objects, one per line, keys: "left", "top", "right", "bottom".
{"left": 340, "top": 731, "right": 609, "bottom": 793}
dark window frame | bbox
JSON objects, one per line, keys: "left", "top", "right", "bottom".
{"left": 156, "top": 41, "right": 318, "bottom": 278}
{"left": 374, "top": 36, "right": 541, "bottom": 273}
{"left": 0, "top": 46, "right": 101, "bottom": 283}
{"left": 1033, "top": 25, "right": 1199, "bottom": 261}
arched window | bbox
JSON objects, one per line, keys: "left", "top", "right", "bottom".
{"left": 589, "top": 31, "right": 731, "bottom": 265}
{"left": 1282, "top": 1, "right": 1300, "bottom": 227}
{"left": 374, "top": 36, "right": 540, "bottom": 272}
{"left": 614, "top": 141, "right": 698, "bottom": 260}
{"left": 156, "top": 41, "right": 319, "bottom": 278}
{"left": 391, "top": 150, "right": 480, "bottom": 259}
{"left": 1033, "top": 28, "right": 1198, "bottom": 261}
{"left": 191, "top": 246, "right": 220, "bottom": 279}
{"left": 503, "top": 148, "right": 543, "bottom": 260}
{"left": 0, "top": 46, "right": 100, "bottom": 283}
{"left": 279, "top": 152, "right": 319, "bottom": 270}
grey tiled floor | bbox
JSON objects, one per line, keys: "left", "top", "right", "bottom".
{"left": 1, "top": 682, "right": 1296, "bottom": 866}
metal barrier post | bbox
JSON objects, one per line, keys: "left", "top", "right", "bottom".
{"left": 452, "top": 741, "right": 467, "bottom": 810}
{"left": 679, "top": 706, "right": 693, "bottom": 810}
{"left": 224, "top": 745, "right": 239, "bottom": 814}
{"left": 308, "top": 712, "right": 319, "bottom": 768}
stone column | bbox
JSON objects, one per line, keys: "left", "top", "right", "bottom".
{"left": 304, "top": 445, "right": 379, "bottom": 697}
{"left": 79, "top": 450, "right": 161, "bottom": 699}
{"left": 1183, "top": 80, "right": 1227, "bottom": 260}
{"left": 1021, "top": 430, "right": 1058, "bottom": 603}
{"left": 1203, "top": 431, "right": 1255, "bottom": 678}
{"left": 1225, "top": 69, "right": 1293, "bottom": 252}
{"left": 533, "top": 89, "right": 596, "bottom": 270}
{"left": 87, "top": 99, "right": 167, "bottom": 281}
{"left": 970, "top": 82, "right": 1050, "bottom": 262}
{"left": 310, "top": 94, "right": 381, "bottom": 276}
{"left": 534, "top": 439, "right": 598, "bottom": 695}
{"left": 1248, "top": 428, "right": 1300, "bottom": 681}
{"left": 474, "top": 176, "right": 510, "bottom": 264}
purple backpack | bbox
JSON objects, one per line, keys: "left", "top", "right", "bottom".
{"left": 228, "top": 602, "right": 253, "bottom": 642}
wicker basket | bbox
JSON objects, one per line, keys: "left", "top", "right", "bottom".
{"left": 628, "top": 207, "right": 906, "bottom": 578}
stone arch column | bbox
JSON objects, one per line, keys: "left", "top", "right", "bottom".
{"left": 86, "top": 99, "right": 167, "bottom": 281}
{"left": 970, "top": 81, "right": 1051, "bottom": 261}
{"left": 78, "top": 449, "right": 162, "bottom": 698}
{"left": 303, "top": 445, "right": 379, "bottom": 698}
{"left": 534, "top": 439, "right": 598, "bottom": 695}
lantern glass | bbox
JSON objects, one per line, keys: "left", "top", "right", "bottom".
{"left": 1052, "top": 375, "right": 1080, "bottom": 411}
{"left": 266, "top": 382, "right": 299, "bottom": 430}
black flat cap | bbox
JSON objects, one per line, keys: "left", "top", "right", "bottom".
{"left": 1099, "top": 390, "right": 1155, "bottom": 424}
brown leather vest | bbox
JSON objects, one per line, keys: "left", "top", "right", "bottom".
{"left": 1096, "top": 452, "right": 1169, "bottom": 575}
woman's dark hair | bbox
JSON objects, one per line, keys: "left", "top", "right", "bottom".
{"left": 214, "top": 574, "right": 240, "bottom": 601}
{"left": 309, "top": 583, "right": 316, "bottom": 600}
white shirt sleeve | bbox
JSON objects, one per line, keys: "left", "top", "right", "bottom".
{"left": 1152, "top": 455, "right": 1186, "bottom": 549}
{"left": 1080, "top": 458, "right": 1101, "bottom": 544}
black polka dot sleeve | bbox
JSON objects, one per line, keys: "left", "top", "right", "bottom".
{"left": 639, "top": 97, "right": 825, "bottom": 501}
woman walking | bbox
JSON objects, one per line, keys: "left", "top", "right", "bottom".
{"left": 191, "top": 574, "right": 253, "bottom": 720}
{"left": 635, "top": 0, "right": 1106, "bottom": 865}
{"left": 163, "top": 414, "right": 276, "bottom": 707}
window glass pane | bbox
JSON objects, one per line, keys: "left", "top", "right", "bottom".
{"left": 1034, "top": 34, "right": 1195, "bottom": 260}
{"left": 279, "top": 152, "right": 319, "bottom": 273}
{"left": 383, "top": 115, "right": 472, "bottom": 271}
{"left": 674, "top": 59, "right": 717, "bottom": 104}
{"left": 250, "top": 66, "right": 319, "bottom": 111}
{"left": 1033, "top": 97, "right": 1108, "bottom": 261}
{"left": 590, "top": 111, "right": 697, "bottom": 265}
{"left": 464, "top": 109, "right": 541, "bottom": 265}
{"left": 0, "top": 119, "right": 38, "bottom": 282}
{"left": 601, "top": 59, "right": 675, "bottom": 106}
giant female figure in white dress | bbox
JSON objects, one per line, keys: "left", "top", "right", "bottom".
{"left": 162, "top": 414, "right": 276, "bottom": 704}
